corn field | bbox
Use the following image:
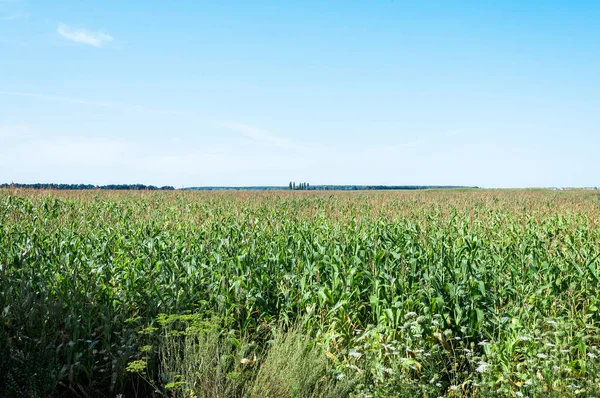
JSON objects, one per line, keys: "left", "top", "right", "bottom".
{"left": 1, "top": 189, "right": 600, "bottom": 397}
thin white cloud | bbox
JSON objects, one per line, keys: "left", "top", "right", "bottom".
{"left": 57, "top": 23, "right": 113, "bottom": 47}
{"left": 41, "top": 139, "right": 127, "bottom": 167}
{"left": 0, "top": 134, "right": 128, "bottom": 168}
{"left": 0, "top": 90, "right": 188, "bottom": 115}
{"left": 0, "top": 124, "right": 33, "bottom": 140}
{"left": 216, "top": 121, "right": 311, "bottom": 150}
{"left": 0, "top": 134, "right": 127, "bottom": 185}
{"left": 1, "top": 90, "right": 115, "bottom": 107}
{"left": 376, "top": 139, "right": 427, "bottom": 153}
{"left": 0, "top": 12, "right": 29, "bottom": 20}
{"left": 0, "top": 127, "right": 309, "bottom": 186}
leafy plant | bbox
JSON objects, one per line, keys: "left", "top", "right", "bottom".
{"left": 1, "top": 189, "right": 600, "bottom": 396}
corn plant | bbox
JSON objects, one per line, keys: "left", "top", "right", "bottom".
{"left": 1, "top": 189, "right": 600, "bottom": 397}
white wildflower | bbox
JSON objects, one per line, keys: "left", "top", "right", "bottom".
{"left": 349, "top": 349, "right": 362, "bottom": 359}
{"left": 588, "top": 352, "right": 597, "bottom": 359}
{"left": 536, "top": 353, "right": 548, "bottom": 359}
{"left": 476, "top": 361, "right": 491, "bottom": 373}
{"left": 240, "top": 355, "right": 257, "bottom": 365}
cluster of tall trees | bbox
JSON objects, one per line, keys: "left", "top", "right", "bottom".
{"left": 288, "top": 181, "right": 310, "bottom": 190}
{"left": 0, "top": 183, "right": 175, "bottom": 190}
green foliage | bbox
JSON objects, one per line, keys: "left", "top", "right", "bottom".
{"left": 155, "top": 314, "right": 254, "bottom": 398}
{"left": 250, "top": 326, "right": 354, "bottom": 398}
{"left": 1, "top": 189, "right": 600, "bottom": 396}
{"left": 0, "top": 283, "right": 62, "bottom": 397}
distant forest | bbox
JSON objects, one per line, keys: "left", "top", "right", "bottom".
{"left": 1, "top": 183, "right": 478, "bottom": 191}
{"left": 186, "top": 184, "right": 478, "bottom": 191}
{"left": 1, "top": 183, "right": 175, "bottom": 190}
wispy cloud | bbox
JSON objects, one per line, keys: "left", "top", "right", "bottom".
{"left": 0, "top": 90, "right": 187, "bottom": 115}
{"left": 57, "top": 23, "right": 113, "bottom": 47}
{"left": 376, "top": 139, "right": 427, "bottom": 153}
{"left": 216, "top": 121, "right": 311, "bottom": 150}
{"left": 39, "top": 138, "right": 128, "bottom": 167}
{"left": 0, "top": 124, "right": 33, "bottom": 141}
{"left": 1, "top": 90, "right": 116, "bottom": 107}
{"left": 0, "top": 12, "right": 29, "bottom": 20}
{"left": 0, "top": 131, "right": 129, "bottom": 173}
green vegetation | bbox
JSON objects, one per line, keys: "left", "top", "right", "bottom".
{"left": 1, "top": 189, "right": 600, "bottom": 397}
{"left": 0, "top": 183, "right": 175, "bottom": 190}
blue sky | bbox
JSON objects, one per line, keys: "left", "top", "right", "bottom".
{"left": 1, "top": 1, "right": 599, "bottom": 188}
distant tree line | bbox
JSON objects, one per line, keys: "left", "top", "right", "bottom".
{"left": 325, "top": 185, "right": 477, "bottom": 191}
{"left": 183, "top": 185, "right": 479, "bottom": 191}
{"left": 289, "top": 181, "right": 310, "bottom": 190}
{"left": 0, "top": 183, "right": 175, "bottom": 190}
{"left": 285, "top": 183, "right": 476, "bottom": 191}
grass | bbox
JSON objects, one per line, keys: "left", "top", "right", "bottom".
{"left": 1, "top": 188, "right": 600, "bottom": 397}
